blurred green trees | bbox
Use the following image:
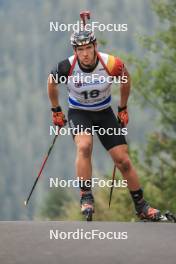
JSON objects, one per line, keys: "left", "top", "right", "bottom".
{"left": 130, "top": 0, "right": 176, "bottom": 213}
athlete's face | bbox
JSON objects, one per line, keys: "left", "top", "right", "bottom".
{"left": 75, "top": 43, "right": 97, "bottom": 68}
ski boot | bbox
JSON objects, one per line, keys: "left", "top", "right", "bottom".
{"left": 136, "top": 201, "right": 161, "bottom": 222}
{"left": 80, "top": 192, "right": 94, "bottom": 221}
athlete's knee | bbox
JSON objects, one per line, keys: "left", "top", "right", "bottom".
{"left": 115, "top": 155, "right": 131, "bottom": 173}
{"left": 76, "top": 141, "right": 92, "bottom": 158}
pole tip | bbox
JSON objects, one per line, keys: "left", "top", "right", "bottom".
{"left": 24, "top": 200, "right": 27, "bottom": 206}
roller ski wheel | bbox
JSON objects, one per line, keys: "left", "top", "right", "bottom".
{"left": 80, "top": 192, "right": 94, "bottom": 222}
{"left": 164, "top": 211, "right": 176, "bottom": 222}
{"left": 82, "top": 206, "right": 93, "bottom": 221}
{"left": 153, "top": 211, "right": 176, "bottom": 223}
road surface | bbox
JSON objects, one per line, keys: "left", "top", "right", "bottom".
{"left": 0, "top": 221, "right": 175, "bottom": 264}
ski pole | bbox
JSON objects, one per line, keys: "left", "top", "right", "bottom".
{"left": 24, "top": 132, "right": 59, "bottom": 206}
{"left": 108, "top": 164, "right": 116, "bottom": 208}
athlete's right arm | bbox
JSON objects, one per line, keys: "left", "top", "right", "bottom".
{"left": 47, "top": 75, "right": 60, "bottom": 108}
{"left": 47, "top": 59, "right": 71, "bottom": 127}
{"left": 47, "top": 77, "right": 67, "bottom": 127}
{"left": 47, "top": 59, "right": 71, "bottom": 108}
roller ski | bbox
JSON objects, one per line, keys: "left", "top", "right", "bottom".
{"left": 136, "top": 202, "right": 176, "bottom": 222}
{"left": 139, "top": 211, "right": 176, "bottom": 223}
{"left": 80, "top": 192, "right": 94, "bottom": 221}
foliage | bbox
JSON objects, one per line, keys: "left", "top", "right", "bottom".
{"left": 127, "top": 0, "right": 176, "bottom": 212}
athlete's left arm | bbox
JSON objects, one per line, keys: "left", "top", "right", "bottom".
{"left": 119, "top": 66, "right": 131, "bottom": 108}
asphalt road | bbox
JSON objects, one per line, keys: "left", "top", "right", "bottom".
{"left": 0, "top": 221, "right": 175, "bottom": 264}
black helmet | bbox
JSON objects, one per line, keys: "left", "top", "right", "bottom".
{"left": 70, "top": 29, "right": 96, "bottom": 47}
